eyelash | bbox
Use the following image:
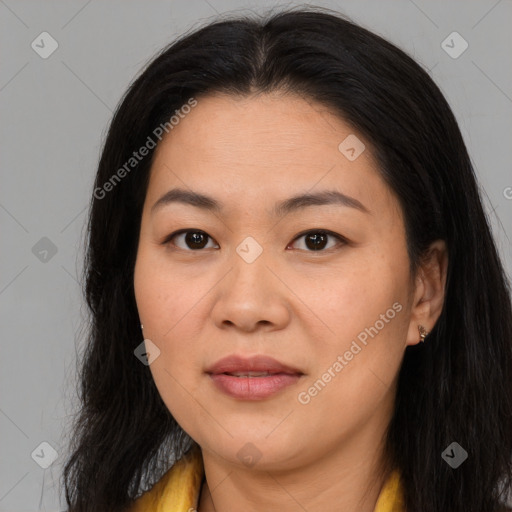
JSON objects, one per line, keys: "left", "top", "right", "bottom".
{"left": 161, "top": 229, "right": 348, "bottom": 253}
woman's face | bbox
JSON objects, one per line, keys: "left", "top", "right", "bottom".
{"left": 134, "top": 91, "right": 422, "bottom": 470}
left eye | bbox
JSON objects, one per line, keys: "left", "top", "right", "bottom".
{"left": 288, "top": 230, "right": 346, "bottom": 252}
{"left": 162, "top": 229, "right": 346, "bottom": 252}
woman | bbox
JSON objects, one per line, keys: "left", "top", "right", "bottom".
{"left": 62, "top": 7, "right": 512, "bottom": 512}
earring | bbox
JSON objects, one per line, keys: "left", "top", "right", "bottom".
{"left": 418, "top": 324, "right": 429, "bottom": 343}
{"left": 140, "top": 324, "right": 144, "bottom": 331}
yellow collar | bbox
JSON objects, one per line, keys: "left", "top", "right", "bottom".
{"left": 130, "top": 444, "right": 404, "bottom": 511}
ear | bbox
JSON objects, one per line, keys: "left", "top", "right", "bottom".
{"left": 406, "top": 240, "right": 449, "bottom": 347}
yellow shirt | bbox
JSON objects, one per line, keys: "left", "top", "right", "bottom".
{"left": 130, "top": 443, "right": 404, "bottom": 512}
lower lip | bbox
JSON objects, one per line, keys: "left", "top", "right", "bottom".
{"left": 208, "top": 373, "right": 302, "bottom": 400}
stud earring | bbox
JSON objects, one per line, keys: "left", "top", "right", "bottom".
{"left": 418, "top": 324, "right": 429, "bottom": 343}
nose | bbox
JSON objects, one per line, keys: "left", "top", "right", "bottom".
{"left": 210, "top": 248, "right": 291, "bottom": 333}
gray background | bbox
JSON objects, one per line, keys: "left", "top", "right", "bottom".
{"left": 1, "top": 0, "right": 511, "bottom": 510}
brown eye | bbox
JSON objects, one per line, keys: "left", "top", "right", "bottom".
{"left": 289, "top": 230, "right": 346, "bottom": 252}
{"left": 164, "top": 230, "right": 218, "bottom": 250}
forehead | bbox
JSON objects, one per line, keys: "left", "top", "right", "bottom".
{"left": 145, "top": 92, "right": 396, "bottom": 220}
{"left": 154, "top": 91, "right": 366, "bottom": 164}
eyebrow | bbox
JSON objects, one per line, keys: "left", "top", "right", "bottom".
{"left": 151, "top": 187, "right": 370, "bottom": 216}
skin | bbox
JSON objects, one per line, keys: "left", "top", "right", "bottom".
{"left": 133, "top": 91, "right": 448, "bottom": 512}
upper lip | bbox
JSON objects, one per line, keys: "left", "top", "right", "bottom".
{"left": 206, "top": 354, "right": 304, "bottom": 375}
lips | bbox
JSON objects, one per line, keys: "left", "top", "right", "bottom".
{"left": 206, "top": 354, "right": 304, "bottom": 400}
{"left": 206, "top": 354, "right": 304, "bottom": 376}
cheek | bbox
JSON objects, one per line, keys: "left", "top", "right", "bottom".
{"left": 297, "top": 254, "right": 408, "bottom": 344}
{"left": 134, "top": 257, "right": 201, "bottom": 434}
{"left": 302, "top": 250, "right": 410, "bottom": 398}
{"left": 133, "top": 248, "right": 206, "bottom": 395}
{"left": 294, "top": 275, "right": 407, "bottom": 443}
{"left": 134, "top": 246, "right": 197, "bottom": 340}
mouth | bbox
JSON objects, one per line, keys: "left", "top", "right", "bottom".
{"left": 207, "top": 371, "right": 303, "bottom": 400}
{"left": 205, "top": 354, "right": 305, "bottom": 400}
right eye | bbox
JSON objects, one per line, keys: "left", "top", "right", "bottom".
{"left": 162, "top": 229, "right": 219, "bottom": 251}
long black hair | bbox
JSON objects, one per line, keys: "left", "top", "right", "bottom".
{"left": 61, "top": 6, "right": 512, "bottom": 511}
